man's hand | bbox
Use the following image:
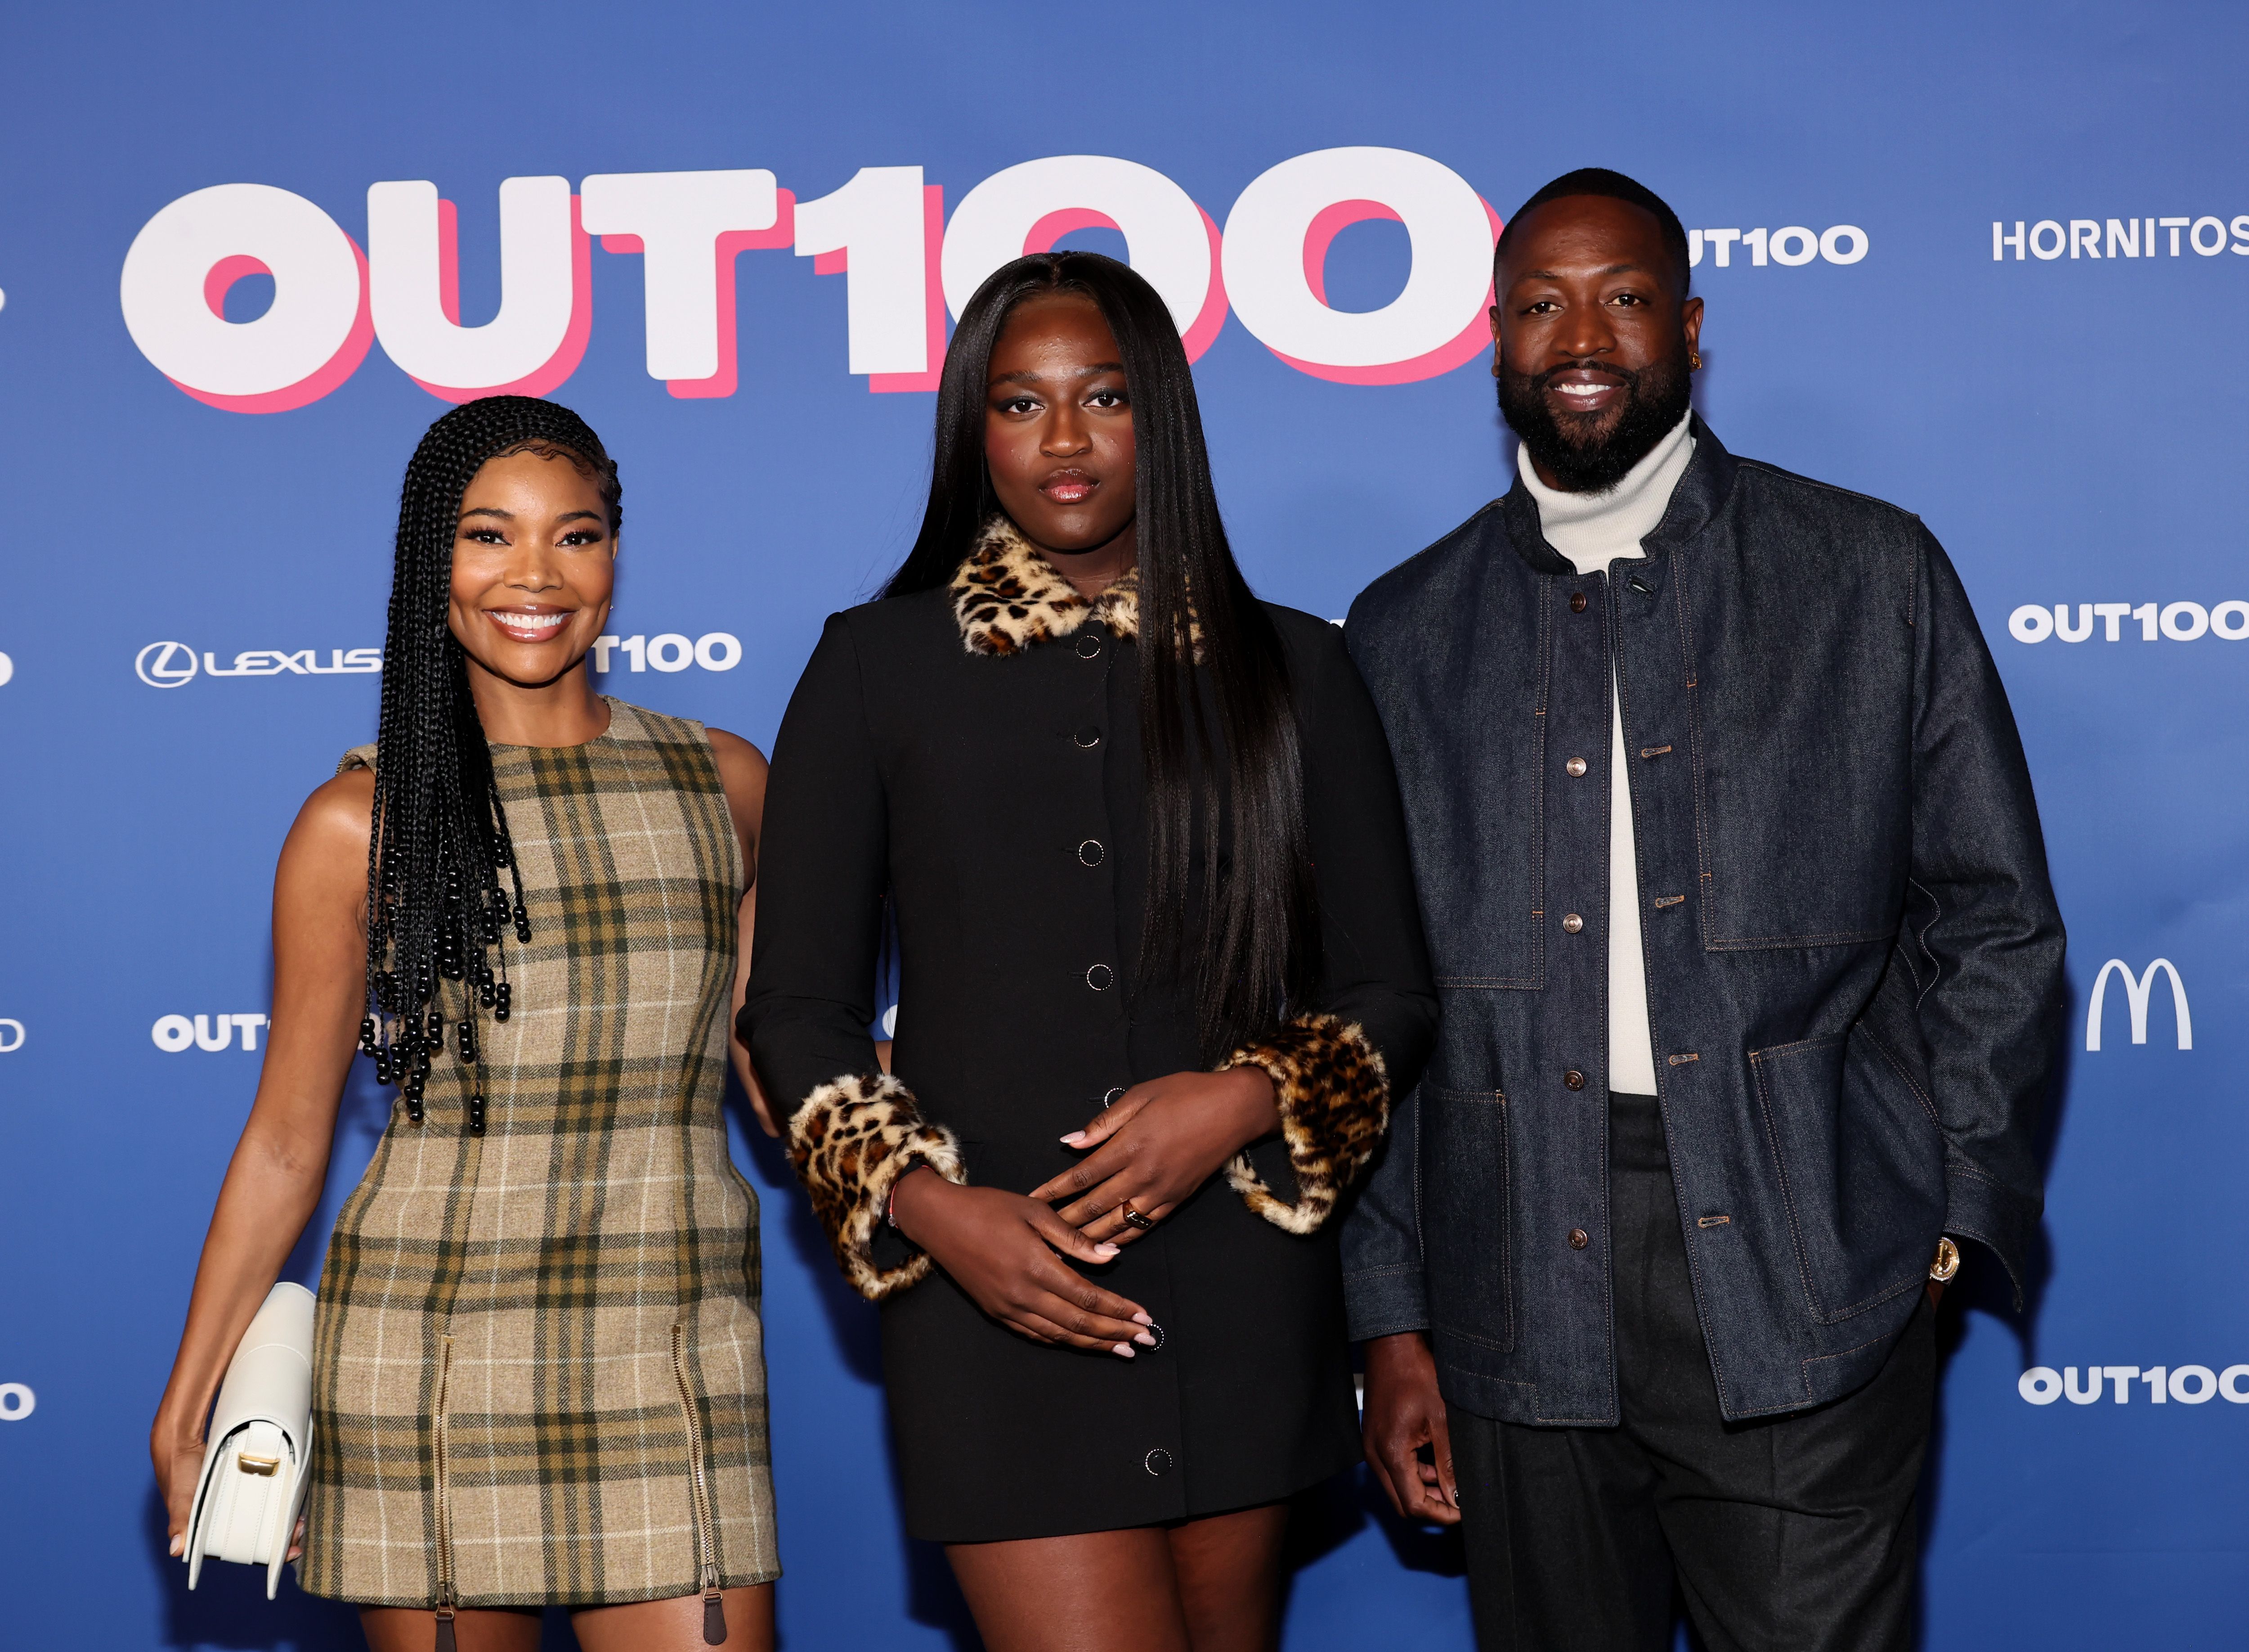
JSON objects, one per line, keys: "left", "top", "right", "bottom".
{"left": 890, "top": 1169, "right": 1155, "bottom": 1357}
{"left": 1028, "top": 1069, "right": 1279, "bottom": 1246}
{"left": 1362, "top": 1330, "right": 1459, "bottom": 1525}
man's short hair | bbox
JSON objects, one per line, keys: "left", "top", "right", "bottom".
{"left": 1494, "top": 168, "right": 1692, "bottom": 297}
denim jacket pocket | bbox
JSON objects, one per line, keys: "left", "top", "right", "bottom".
{"left": 1420, "top": 1083, "right": 1513, "bottom": 1353}
{"left": 1748, "top": 1028, "right": 1945, "bottom": 1324}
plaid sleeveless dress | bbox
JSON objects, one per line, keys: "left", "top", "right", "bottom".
{"left": 299, "top": 700, "right": 778, "bottom": 1609}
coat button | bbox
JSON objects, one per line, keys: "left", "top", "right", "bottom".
{"left": 1076, "top": 632, "right": 1103, "bottom": 658}
{"left": 1074, "top": 725, "right": 1102, "bottom": 748}
{"left": 1568, "top": 1228, "right": 1590, "bottom": 1250}
{"left": 1563, "top": 1069, "right": 1586, "bottom": 1091}
{"left": 1562, "top": 913, "right": 1584, "bottom": 933}
{"left": 1086, "top": 964, "right": 1115, "bottom": 990}
{"left": 1570, "top": 591, "right": 1588, "bottom": 613}
{"left": 1565, "top": 757, "right": 1587, "bottom": 777}
{"left": 1102, "top": 1086, "right": 1126, "bottom": 1108}
{"left": 1144, "top": 1448, "right": 1174, "bottom": 1476}
{"left": 1078, "top": 839, "right": 1105, "bottom": 866}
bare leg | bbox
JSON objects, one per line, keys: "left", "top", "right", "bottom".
{"left": 1169, "top": 1503, "right": 1290, "bottom": 1652}
{"left": 573, "top": 1585, "right": 774, "bottom": 1652}
{"left": 947, "top": 1527, "right": 1191, "bottom": 1652}
{"left": 360, "top": 1606, "right": 541, "bottom": 1652}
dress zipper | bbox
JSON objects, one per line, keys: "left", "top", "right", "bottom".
{"left": 432, "top": 1334, "right": 459, "bottom": 1652}
{"left": 670, "top": 1322, "right": 726, "bottom": 1646}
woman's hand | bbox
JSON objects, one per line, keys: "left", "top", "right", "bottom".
{"left": 153, "top": 1415, "right": 205, "bottom": 1559}
{"left": 890, "top": 1170, "right": 1156, "bottom": 1357}
{"left": 1028, "top": 1068, "right": 1280, "bottom": 1246}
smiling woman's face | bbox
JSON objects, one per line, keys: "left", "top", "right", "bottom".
{"left": 447, "top": 449, "right": 616, "bottom": 689}
{"left": 982, "top": 291, "right": 1137, "bottom": 559}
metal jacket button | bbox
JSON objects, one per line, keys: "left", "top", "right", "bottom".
{"left": 1102, "top": 1086, "right": 1126, "bottom": 1108}
{"left": 1568, "top": 1228, "right": 1590, "bottom": 1250}
{"left": 1569, "top": 591, "right": 1588, "bottom": 613}
{"left": 1562, "top": 913, "right": 1584, "bottom": 933}
{"left": 1563, "top": 1069, "right": 1586, "bottom": 1091}
{"left": 1086, "top": 964, "right": 1115, "bottom": 990}
{"left": 1074, "top": 725, "right": 1102, "bottom": 748}
{"left": 1565, "top": 757, "right": 1587, "bottom": 777}
{"left": 1075, "top": 632, "right": 1102, "bottom": 658}
{"left": 1144, "top": 1448, "right": 1174, "bottom": 1476}
{"left": 1078, "top": 839, "right": 1105, "bottom": 866}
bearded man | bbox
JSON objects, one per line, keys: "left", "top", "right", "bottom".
{"left": 1342, "top": 169, "right": 2065, "bottom": 1651}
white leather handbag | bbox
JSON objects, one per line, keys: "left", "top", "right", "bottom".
{"left": 184, "top": 1281, "right": 316, "bottom": 1599}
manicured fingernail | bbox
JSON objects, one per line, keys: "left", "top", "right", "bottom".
{"left": 1135, "top": 1330, "right": 1156, "bottom": 1346}
{"left": 1113, "top": 1343, "right": 1136, "bottom": 1358}
{"left": 1132, "top": 1312, "right": 1152, "bottom": 1325}
{"left": 1094, "top": 1243, "right": 1120, "bottom": 1257}
{"left": 1060, "top": 1132, "right": 1086, "bottom": 1145}
{"left": 170, "top": 1536, "right": 184, "bottom": 1558}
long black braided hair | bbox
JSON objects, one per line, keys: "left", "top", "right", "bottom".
{"left": 355, "top": 396, "right": 622, "bottom": 1133}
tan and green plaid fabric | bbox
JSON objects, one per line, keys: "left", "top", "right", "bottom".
{"left": 300, "top": 700, "right": 777, "bottom": 1608}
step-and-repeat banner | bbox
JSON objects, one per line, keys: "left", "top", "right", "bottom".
{"left": 0, "top": 4, "right": 2241, "bottom": 1647}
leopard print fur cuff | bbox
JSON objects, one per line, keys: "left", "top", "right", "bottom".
{"left": 1219, "top": 1015, "right": 1391, "bottom": 1235}
{"left": 787, "top": 1072, "right": 966, "bottom": 1300}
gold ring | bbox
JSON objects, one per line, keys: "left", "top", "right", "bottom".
{"left": 1119, "top": 1201, "right": 1156, "bottom": 1231}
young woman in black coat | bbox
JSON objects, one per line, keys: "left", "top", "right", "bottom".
{"left": 742, "top": 251, "right": 1435, "bottom": 1651}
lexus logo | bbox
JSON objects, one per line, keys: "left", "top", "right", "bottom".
{"left": 136, "top": 640, "right": 197, "bottom": 687}
{"left": 135, "top": 641, "right": 382, "bottom": 686}
{"left": 2086, "top": 958, "right": 2191, "bottom": 1052}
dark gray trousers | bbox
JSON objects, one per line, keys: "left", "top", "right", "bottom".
{"left": 1449, "top": 1093, "right": 1935, "bottom": 1652}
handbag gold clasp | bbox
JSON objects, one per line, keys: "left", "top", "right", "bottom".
{"left": 236, "top": 1453, "right": 282, "bottom": 1476}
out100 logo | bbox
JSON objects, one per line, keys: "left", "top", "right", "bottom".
{"left": 120, "top": 151, "right": 1866, "bottom": 413}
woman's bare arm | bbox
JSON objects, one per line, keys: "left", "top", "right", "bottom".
{"left": 708, "top": 729, "right": 777, "bottom": 1137}
{"left": 149, "top": 768, "right": 374, "bottom": 1552}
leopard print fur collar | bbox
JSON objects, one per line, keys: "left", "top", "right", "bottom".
{"left": 950, "top": 516, "right": 1141, "bottom": 657}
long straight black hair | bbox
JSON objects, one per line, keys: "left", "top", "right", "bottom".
{"left": 883, "top": 252, "right": 1318, "bottom": 1059}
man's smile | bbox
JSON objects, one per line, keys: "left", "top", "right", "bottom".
{"left": 1544, "top": 367, "right": 1629, "bottom": 415}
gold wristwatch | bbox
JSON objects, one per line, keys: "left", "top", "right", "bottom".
{"left": 1928, "top": 1236, "right": 1960, "bottom": 1283}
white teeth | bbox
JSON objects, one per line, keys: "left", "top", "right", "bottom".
{"left": 494, "top": 611, "right": 566, "bottom": 633}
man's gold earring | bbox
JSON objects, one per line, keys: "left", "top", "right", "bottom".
{"left": 1689, "top": 348, "right": 1703, "bottom": 370}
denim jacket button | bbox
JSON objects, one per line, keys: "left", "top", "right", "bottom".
{"left": 1565, "top": 757, "right": 1587, "bottom": 777}
{"left": 1562, "top": 913, "right": 1584, "bottom": 933}
{"left": 1563, "top": 1069, "right": 1586, "bottom": 1091}
{"left": 1568, "top": 1228, "right": 1590, "bottom": 1250}
{"left": 1569, "top": 591, "right": 1588, "bottom": 613}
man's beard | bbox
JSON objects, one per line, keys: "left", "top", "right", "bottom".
{"left": 1499, "top": 345, "right": 1692, "bottom": 495}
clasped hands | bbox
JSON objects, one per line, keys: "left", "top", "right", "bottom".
{"left": 888, "top": 1068, "right": 1278, "bottom": 1359}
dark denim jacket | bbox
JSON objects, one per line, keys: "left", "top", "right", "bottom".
{"left": 1342, "top": 418, "right": 2065, "bottom": 1424}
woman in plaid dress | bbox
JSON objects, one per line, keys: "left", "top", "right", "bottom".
{"left": 152, "top": 398, "right": 780, "bottom": 1651}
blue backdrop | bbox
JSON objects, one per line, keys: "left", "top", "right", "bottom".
{"left": 1, "top": 3, "right": 2243, "bottom": 1646}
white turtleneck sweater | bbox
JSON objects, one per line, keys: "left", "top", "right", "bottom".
{"left": 1517, "top": 413, "right": 1694, "bottom": 1098}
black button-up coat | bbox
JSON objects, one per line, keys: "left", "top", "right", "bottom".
{"left": 1342, "top": 418, "right": 2066, "bottom": 1424}
{"left": 745, "top": 534, "right": 1435, "bottom": 1540}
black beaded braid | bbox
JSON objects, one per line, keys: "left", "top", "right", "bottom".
{"left": 355, "top": 396, "right": 623, "bottom": 1133}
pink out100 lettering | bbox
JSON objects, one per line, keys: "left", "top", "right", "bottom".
{"left": 122, "top": 149, "right": 1520, "bottom": 409}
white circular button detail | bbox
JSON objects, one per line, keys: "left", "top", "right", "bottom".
{"left": 1087, "top": 964, "right": 1115, "bottom": 990}
{"left": 1143, "top": 1447, "right": 1174, "bottom": 1476}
